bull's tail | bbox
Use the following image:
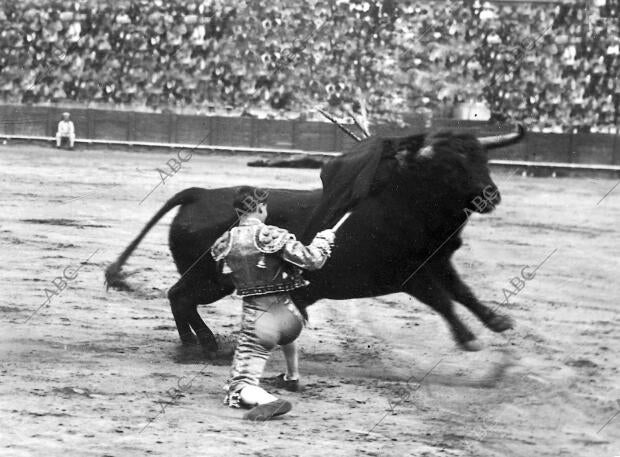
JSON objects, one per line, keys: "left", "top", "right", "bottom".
{"left": 105, "top": 187, "right": 202, "bottom": 291}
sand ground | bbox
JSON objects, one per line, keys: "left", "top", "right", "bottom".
{"left": 1, "top": 144, "right": 619, "bottom": 457}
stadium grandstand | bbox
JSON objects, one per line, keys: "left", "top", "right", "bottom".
{"left": 0, "top": 0, "right": 618, "bottom": 133}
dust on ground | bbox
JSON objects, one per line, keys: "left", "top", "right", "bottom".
{"left": 1, "top": 145, "right": 619, "bottom": 456}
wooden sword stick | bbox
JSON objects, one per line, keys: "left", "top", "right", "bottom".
{"left": 331, "top": 211, "right": 352, "bottom": 232}
{"left": 316, "top": 108, "right": 362, "bottom": 142}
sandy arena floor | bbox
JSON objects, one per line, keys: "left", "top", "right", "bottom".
{"left": 1, "top": 144, "right": 619, "bottom": 457}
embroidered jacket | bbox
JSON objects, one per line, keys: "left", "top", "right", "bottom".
{"left": 210, "top": 218, "right": 332, "bottom": 297}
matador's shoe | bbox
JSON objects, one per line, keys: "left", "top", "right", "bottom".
{"left": 243, "top": 399, "right": 292, "bottom": 421}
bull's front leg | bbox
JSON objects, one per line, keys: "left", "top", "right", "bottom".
{"left": 401, "top": 269, "right": 482, "bottom": 351}
{"left": 431, "top": 259, "right": 514, "bottom": 333}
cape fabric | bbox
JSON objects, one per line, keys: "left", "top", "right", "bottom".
{"left": 301, "top": 133, "right": 426, "bottom": 240}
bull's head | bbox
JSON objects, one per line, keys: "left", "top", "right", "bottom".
{"left": 395, "top": 124, "right": 524, "bottom": 215}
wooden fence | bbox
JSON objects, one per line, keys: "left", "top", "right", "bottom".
{"left": 0, "top": 104, "right": 618, "bottom": 166}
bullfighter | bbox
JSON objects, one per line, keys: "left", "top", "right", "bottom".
{"left": 211, "top": 186, "right": 335, "bottom": 420}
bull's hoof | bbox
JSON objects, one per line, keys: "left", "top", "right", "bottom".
{"left": 461, "top": 339, "right": 484, "bottom": 352}
{"left": 179, "top": 332, "right": 198, "bottom": 346}
{"left": 196, "top": 328, "right": 219, "bottom": 352}
{"left": 200, "top": 341, "right": 219, "bottom": 353}
{"left": 486, "top": 314, "right": 514, "bottom": 333}
{"left": 200, "top": 334, "right": 236, "bottom": 361}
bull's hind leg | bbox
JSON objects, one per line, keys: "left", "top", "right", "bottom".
{"left": 431, "top": 259, "right": 514, "bottom": 333}
{"left": 402, "top": 270, "right": 482, "bottom": 351}
{"left": 168, "top": 274, "right": 233, "bottom": 350}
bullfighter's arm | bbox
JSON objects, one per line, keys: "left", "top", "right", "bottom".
{"left": 255, "top": 225, "right": 334, "bottom": 270}
{"left": 280, "top": 231, "right": 334, "bottom": 270}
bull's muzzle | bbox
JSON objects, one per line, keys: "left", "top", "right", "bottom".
{"left": 469, "top": 185, "right": 501, "bottom": 213}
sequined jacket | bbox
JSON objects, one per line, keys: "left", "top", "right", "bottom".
{"left": 210, "top": 218, "right": 333, "bottom": 297}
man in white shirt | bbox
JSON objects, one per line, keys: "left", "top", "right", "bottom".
{"left": 56, "top": 112, "right": 75, "bottom": 149}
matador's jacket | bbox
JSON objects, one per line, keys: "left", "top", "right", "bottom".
{"left": 210, "top": 217, "right": 333, "bottom": 299}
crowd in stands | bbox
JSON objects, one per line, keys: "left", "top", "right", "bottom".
{"left": 0, "top": 0, "right": 618, "bottom": 133}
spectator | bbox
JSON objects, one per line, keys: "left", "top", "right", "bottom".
{"left": 56, "top": 112, "right": 75, "bottom": 149}
{"left": 0, "top": 0, "right": 617, "bottom": 132}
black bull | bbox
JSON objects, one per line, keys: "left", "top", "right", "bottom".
{"left": 106, "top": 126, "right": 525, "bottom": 352}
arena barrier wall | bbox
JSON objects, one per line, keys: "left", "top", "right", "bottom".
{"left": 0, "top": 105, "right": 618, "bottom": 167}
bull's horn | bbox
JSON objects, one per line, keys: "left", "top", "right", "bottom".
{"left": 478, "top": 124, "right": 525, "bottom": 150}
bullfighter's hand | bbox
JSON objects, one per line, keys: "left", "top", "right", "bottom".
{"left": 317, "top": 229, "right": 335, "bottom": 245}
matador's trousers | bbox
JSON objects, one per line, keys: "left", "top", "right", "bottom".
{"left": 225, "top": 292, "right": 304, "bottom": 406}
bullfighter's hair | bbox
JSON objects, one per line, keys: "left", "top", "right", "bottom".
{"left": 233, "top": 185, "right": 269, "bottom": 213}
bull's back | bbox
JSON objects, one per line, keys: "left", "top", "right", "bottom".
{"left": 168, "top": 187, "right": 322, "bottom": 274}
